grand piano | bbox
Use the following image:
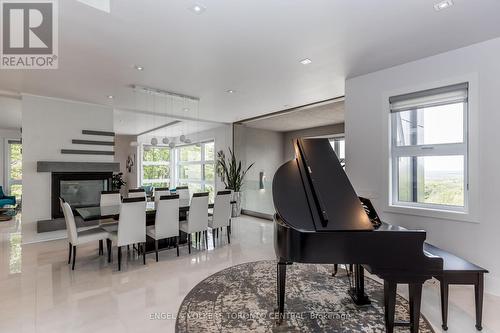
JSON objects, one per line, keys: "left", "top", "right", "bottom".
{"left": 273, "top": 138, "right": 443, "bottom": 333}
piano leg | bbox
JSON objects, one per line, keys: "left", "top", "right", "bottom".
{"left": 349, "top": 264, "right": 371, "bottom": 305}
{"left": 409, "top": 283, "right": 423, "bottom": 333}
{"left": 384, "top": 280, "right": 397, "bottom": 333}
{"left": 332, "top": 264, "right": 338, "bottom": 277}
{"left": 276, "top": 261, "right": 287, "bottom": 324}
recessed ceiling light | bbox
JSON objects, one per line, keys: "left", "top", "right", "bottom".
{"left": 107, "top": 95, "right": 114, "bottom": 99}
{"left": 227, "top": 90, "right": 235, "bottom": 94}
{"left": 300, "top": 58, "right": 312, "bottom": 65}
{"left": 434, "top": 0, "right": 453, "bottom": 11}
{"left": 183, "top": 107, "right": 190, "bottom": 112}
{"left": 134, "top": 65, "right": 144, "bottom": 71}
{"left": 189, "top": 4, "right": 206, "bottom": 14}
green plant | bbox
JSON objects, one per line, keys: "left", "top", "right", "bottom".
{"left": 216, "top": 148, "right": 254, "bottom": 192}
{"left": 112, "top": 173, "right": 126, "bottom": 191}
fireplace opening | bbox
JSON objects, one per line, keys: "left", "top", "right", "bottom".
{"left": 52, "top": 172, "right": 112, "bottom": 218}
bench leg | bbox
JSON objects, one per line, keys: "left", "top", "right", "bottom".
{"left": 409, "top": 283, "right": 423, "bottom": 333}
{"left": 440, "top": 279, "right": 449, "bottom": 330}
{"left": 475, "top": 273, "right": 484, "bottom": 331}
{"left": 384, "top": 280, "right": 397, "bottom": 333}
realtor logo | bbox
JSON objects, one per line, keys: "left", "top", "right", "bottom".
{"left": 1, "top": 0, "right": 58, "bottom": 69}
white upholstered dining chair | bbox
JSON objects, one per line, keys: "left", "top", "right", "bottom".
{"left": 128, "top": 188, "right": 146, "bottom": 199}
{"left": 147, "top": 194, "right": 180, "bottom": 261}
{"left": 175, "top": 186, "right": 190, "bottom": 201}
{"left": 154, "top": 187, "right": 171, "bottom": 206}
{"left": 179, "top": 192, "right": 208, "bottom": 254}
{"left": 107, "top": 197, "right": 147, "bottom": 270}
{"left": 208, "top": 190, "right": 232, "bottom": 247}
{"left": 60, "top": 198, "right": 110, "bottom": 270}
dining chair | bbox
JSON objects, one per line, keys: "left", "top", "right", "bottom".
{"left": 179, "top": 192, "right": 209, "bottom": 254}
{"left": 208, "top": 190, "right": 232, "bottom": 247}
{"left": 128, "top": 188, "right": 146, "bottom": 199}
{"left": 148, "top": 194, "right": 180, "bottom": 261}
{"left": 60, "top": 198, "right": 110, "bottom": 270}
{"left": 107, "top": 197, "right": 147, "bottom": 270}
{"left": 100, "top": 190, "right": 121, "bottom": 206}
{"left": 154, "top": 187, "right": 170, "bottom": 206}
{"left": 176, "top": 186, "right": 190, "bottom": 201}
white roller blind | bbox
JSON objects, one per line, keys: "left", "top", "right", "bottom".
{"left": 390, "top": 82, "right": 468, "bottom": 113}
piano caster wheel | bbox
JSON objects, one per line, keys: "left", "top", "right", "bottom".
{"left": 274, "top": 309, "right": 284, "bottom": 325}
{"left": 442, "top": 324, "right": 448, "bottom": 330}
{"left": 476, "top": 325, "right": 483, "bottom": 331}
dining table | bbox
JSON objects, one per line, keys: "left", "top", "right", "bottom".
{"left": 75, "top": 199, "right": 235, "bottom": 254}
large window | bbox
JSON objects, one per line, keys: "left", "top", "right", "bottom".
{"left": 6, "top": 140, "right": 22, "bottom": 201}
{"left": 390, "top": 83, "right": 468, "bottom": 211}
{"left": 176, "top": 141, "right": 215, "bottom": 200}
{"left": 141, "top": 146, "right": 171, "bottom": 188}
{"left": 140, "top": 141, "right": 216, "bottom": 200}
{"left": 329, "top": 137, "right": 345, "bottom": 166}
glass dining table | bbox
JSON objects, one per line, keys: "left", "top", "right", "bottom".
{"left": 76, "top": 199, "right": 197, "bottom": 222}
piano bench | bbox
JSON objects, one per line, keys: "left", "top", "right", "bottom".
{"left": 424, "top": 243, "right": 488, "bottom": 331}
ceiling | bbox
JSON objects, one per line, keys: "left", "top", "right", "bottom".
{"left": 114, "top": 108, "right": 222, "bottom": 136}
{"left": 1, "top": 0, "right": 500, "bottom": 124}
{"left": 244, "top": 100, "right": 344, "bottom": 132}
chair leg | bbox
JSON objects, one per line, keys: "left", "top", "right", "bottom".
{"left": 118, "top": 246, "right": 122, "bottom": 271}
{"left": 440, "top": 279, "right": 449, "bottom": 330}
{"left": 107, "top": 239, "right": 112, "bottom": 263}
{"left": 72, "top": 246, "right": 76, "bottom": 270}
{"left": 332, "top": 264, "right": 338, "bottom": 277}
{"left": 155, "top": 240, "right": 159, "bottom": 262}
{"left": 475, "top": 273, "right": 484, "bottom": 331}
{"left": 195, "top": 232, "right": 198, "bottom": 246}
{"left": 143, "top": 242, "right": 146, "bottom": 265}
{"left": 176, "top": 236, "right": 180, "bottom": 257}
{"left": 212, "top": 229, "right": 216, "bottom": 248}
{"left": 216, "top": 228, "right": 219, "bottom": 238}
{"left": 188, "top": 234, "right": 191, "bottom": 254}
{"left": 68, "top": 242, "right": 72, "bottom": 264}
{"left": 204, "top": 230, "right": 208, "bottom": 249}
{"left": 99, "top": 240, "right": 103, "bottom": 255}
{"left": 229, "top": 219, "right": 231, "bottom": 235}
{"left": 227, "top": 226, "right": 230, "bottom": 244}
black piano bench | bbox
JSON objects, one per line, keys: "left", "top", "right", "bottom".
{"left": 424, "top": 243, "right": 488, "bottom": 331}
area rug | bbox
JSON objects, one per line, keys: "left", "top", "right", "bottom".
{"left": 176, "top": 260, "right": 434, "bottom": 333}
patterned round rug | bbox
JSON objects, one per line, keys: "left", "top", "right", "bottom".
{"left": 176, "top": 260, "right": 435, "bottom": 333}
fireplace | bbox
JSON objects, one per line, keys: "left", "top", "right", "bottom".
{"left": 52, "top": 172, "right": 112, "bottom": 218}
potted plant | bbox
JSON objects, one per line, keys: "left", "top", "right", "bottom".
{"left": 112, "top": 173, "right": 126, "bottom": 191}
{"left": 216, "top": 148, "right": 254, "bottom": 217}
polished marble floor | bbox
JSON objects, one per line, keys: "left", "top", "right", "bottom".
{"left": 0, "top": 214, "right": 499, "bottom": 333}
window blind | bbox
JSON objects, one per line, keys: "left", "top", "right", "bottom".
{"left": 390, "top": 82, "right": 468, "bottom": 113}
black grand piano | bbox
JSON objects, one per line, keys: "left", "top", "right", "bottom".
{"left": 273, "top": 138, "right": 443, "bottom": 333}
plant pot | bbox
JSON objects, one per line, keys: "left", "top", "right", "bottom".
{"left": 232, "top": 191, "right": 242, "bottom": 217}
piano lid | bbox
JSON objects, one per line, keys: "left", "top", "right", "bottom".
{"left": 273, "top": 138, "right": 373, "bottom": 232}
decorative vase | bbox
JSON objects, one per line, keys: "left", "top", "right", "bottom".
{"left": 232, "top": 191, "right": 242, "bottom": 217}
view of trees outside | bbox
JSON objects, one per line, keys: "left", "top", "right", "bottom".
{"left": 9, "top": 143, "right": 22, "bottom": 200}
{"left": 141, "top": 142, "right": 216, "bottom": 200}
{"left": 393, "top": 102, "right": 465, "bottom": 207}
{"left": 142, "top": 147, "right": 170, "bottom": 188}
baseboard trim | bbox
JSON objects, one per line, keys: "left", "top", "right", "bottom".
{"left": 241, "top": 209, "right": 273, "bottom": 221}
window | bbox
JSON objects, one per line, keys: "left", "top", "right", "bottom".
{"left": 390, "top": 83, "right": 468, "bottom": 211}
{"left": 141, "top": 146, "right": 171, "bottom": 188}
{"left": 176, "top": 141, "right": 215, "bottom": 201}
{"left": 6, "top": 140, "right": 22, "bottom": 201}
{"left": 329, "top": 137, "right": 345, "bottom": 166}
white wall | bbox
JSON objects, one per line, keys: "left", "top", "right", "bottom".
{"left": 22, "top": 95, "right": 114, "bottom": 243}
{"left": 345, "top": 37, "right": 500, "bottom": 294}
{"left": 234, "top": 124, "right": 285, "bottom": 215}
{"left": 138, "top": 124, "right": 232, "bottom": 192}
{"left": 114, "top": 135, "right": 138, "bottom": 196}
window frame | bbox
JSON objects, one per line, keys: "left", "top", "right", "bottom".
{"left": 381, "top": 77, "right": 479, "bottom": 223}
{"left": 175, "top": 141, "right": 215, "bottom": 195}
{"left": 5, "top": 139, "right": 22, "bottom": 198}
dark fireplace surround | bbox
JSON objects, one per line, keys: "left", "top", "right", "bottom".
{"left": 51, "top": 172, "right": 112, "bottom": 219}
